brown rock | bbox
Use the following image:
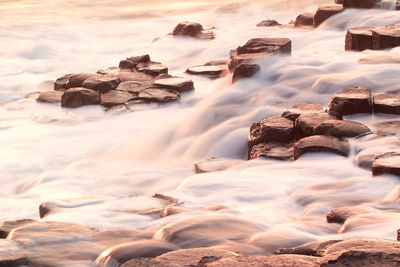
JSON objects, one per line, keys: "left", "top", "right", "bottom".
{"left": 372, "top": 23, "right": 400, "bottom": 50}
{"left": 173, "top": 21, "right": 203, "bottom": 37}
{"left": 313, "top": 5, "right": 344, "bottom": 28}
{"left": 122, "top": 257, "right": 180, "bottom": 267}
{"left": 39, "top": 202, "right": 57, "bottom": 218}
{"left": 100, "top": 90, "right": 136, "bottom": 107}
{"left": 345, "top": 26, "right": 373, "bottom": 51}
{"left": 137, "top": 62, "right": 168, "bottom": 76}
{"left": 138, "top": 88, "right": 180, "bottom": 103}
{"left": 0, "top": 240, "right": 29, "bottom": 267}
{"left": 275, "top": 240, "right": 342, "bottom": 257}
{"left": 187, "top": 61, "right": 228, "bottom": 78}
{"left": 119, "top": 59, "right": 135, "bottom": 69}
{"left": 343, "top": 0, "right": 381, "bottom": 9}
{"left": 335, "top": 0, "right": 344, "bottom": 4}
{"left": 232, "top": 63, "right": 260, "bottom": 82}
{"left": 65, "top": 73, "right": 96, "bottom": 89}
{"left": 207, "top": 254, "right": 320, "bottom": 267}
{"left": 295, "top": 13, "right": 314, "bottom": 27}
{"left": 372, "top": 152, "right": 400, "bottom": 176}
{"left": 295, "top": 112, "right": 337, "bottom": 137}
{"left": 397, "top": 0, "right": 400, "bottom": 10}
{"left": 326, "top": 206, "right": 367, "bottom": 224}
{"left": 256, "top": 20, "right": 280, "bottom": 27}
{"left": 236, "top": 38, "right": 292, "bottom": 55}
{"left": 0, "top": 219, "right": 37, "bottom": 239}
{"left": 127, "top": 54, "right": 151, "bottom": 65}
{"left": 37, "top": 91, "right": 63, "bottom": 103}
{"left": 328, "top": 87, "right": 372, "bottom": 117}
{"left": 281, "top": 103, "right": 324, "bottom": 121}
{"left": 294, "top": 135, "right": 350, "bottom": 159}
{"left": 54, "top": 74, "right": 72, "bottom": 91}
{"left": 373, "top": 121, "right": 400, "bottom": 135}
{"left": 249, "top": 142, "right": 294, "bottom": 161}
{"left": 82, "top": 75, "right": 120, "bottom": 92}
{"left": 194, "top": 158, "right": 242, "bottom": 174}
{"left": 116, "top": 80, "right": 153, "bottom": 94}
{"left": 117, "top": 71, "right": 154, "bottom": 83}
{"left": 61, "top": 88, "right": 100, "bottom": 108}
{"left": 314, "top": 119, "right": 371, "bottom": 138}
{"left": 153, "top": 77, "right": 194, "bottom": 92}
{"left": 373, "top": 93, "right": 400, "bottom": 114}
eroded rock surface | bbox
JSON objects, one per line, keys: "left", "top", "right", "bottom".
{"left": 294, "top": 135, "right": 350, "bottom": 159}
{"left": 61, "top": 87, "right": 100, "bottom": 108}
{"left": 313, "top": 5, "right": 344, "bottom": 28}
{"left": 328, "top": 87, "right": 372, "bottom": 117}
{"left": 172, "top": 21, "right": 215, "bottom": 40}
{"left": 314, "top": 120, "right": 371, "bottom": 138}
{"left": 372, "top": 152, "right": 400, "bottom": 176}
{"left": 373, "top": 93, "right": 400, "bottom": 115}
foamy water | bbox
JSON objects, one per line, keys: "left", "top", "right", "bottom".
{"left": 1, "top": 0, "right": 400, "bottom": 265}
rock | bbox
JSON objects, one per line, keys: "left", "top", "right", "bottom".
{"left": 122, "top": 257, "right": 180, "bottom": 267}
{"left": 248, "top": 116, "right": 294, "bottom": 149}
{"left": 39, "top": 202, "right": 57, "bottom": 218}
{"left": 152, "top": 193, "right": 179, "bottom": 205}
{"left": 335, "top": 0, "right": 344, "bottom": 4}
{"left": 127, "top": 54, "right": 151, "bottom": 65}
{"left": 314, "top": 119, "right": 371, "bottom": 138}
{"left": 397, "top": 0, "right": 400, "bottom": 10}
{"left": 294, "top": 135, "right": 350, "bottom": 159}
{"left": 342, "top": 0, "right": 381, "bottom": 9}
{"left": 295, "top": 112, "right": 337, "bottom": 137}
{"left": 194, "top": 158, "right": 242, "bottom": 173}
{"left": 61, "top": 88, "right": 100, "bottom": 108}
{"left": 345, "top": 26, "right": 373, "bottom": 51}
{"left": 328, "top": 87, "right": 372, "bottom": 117}
{"left": 92, "top": 229, "right": 152, "bottom": 248}
{"left": 186, "top": 61, "right": 228, "bottom": 78}
{"left": 36, "top": 91, "right": 63, "bottom": 103}
{"left": 313, "top": 5, "right": 344, "bottom": 28}
{"left": 207, "top": 254, "right": 320, "bottom": 267}
{"left": 371, "top": 23, "right": 400, "bottom": 50}
{"left": 372, "top": 152, "right": 400, "bottom": 176}
{"left": 24, "top": 91, "right": 40, "bottom": 99}
{"left": 294, "top": 13, "right": 314, "bottom": 27}
{"left": 82, "top": 75, "right": 120, "bottom": 92}
{"left": 373, "top": 93, "right": 400, "bottom": 115}
{"left": 116, "top": 80, "right": 153, "bottom": 94}
{"left": 232, "top": 63, "right": 260, "bottom": 82}
{"left": 137, "top": 62, "right": 168, "bottom": 76}
{"left": 100, "top": 90, "right": 136, "bottom": 107}
{"left": 153, "top": 77, "right": 194, "bottom": 93}
{"left": 161, "top": 206, "right": 192, "bottom": 217}
{"left": 138, "top": 88, "right": 180, "bottom": 103}
{"left": 0, "top": 240, "right": 29, "bottom": 267}
{"left": 65, "top": 73, "right": 96, "bottom": 89}
{"left": 256, "top": 20, "right": 280, "bottom": 27}
{"left": 0, "top": 219, "right": 37, "bottom": 239}
{"left": 116, "top": 70, "right": 154, "bottom": 83}
{"left": 359, "top": 54, "right": 400, "bottom": 64}
{"left": 173, "top": 21, "right": 203, "bottom": 37}
{"left": 281, "top": 103, "right": 324, "bottom": 121}
{"left": 249, "top": 143, "right": 294, "bottom": 161}
{"left": 54, "top": 74, "right": 72, "bottom": 91}
{"left": 326, "top": 206, "right": 367, "bottom": 224}
{"left": 119, "top": 59, "right": 135, "bottom": 69}
{"left": 275, "top": 240, "right": 342, "bottom": 257}
{"left": 373, "top": 121, "right": 400, "bottom": 135}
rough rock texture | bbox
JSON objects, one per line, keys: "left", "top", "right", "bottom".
{"left": 116, "top": 80, "right": 153, "bottom": 94}
{"left": 54, "top": 74, "right": 72, "bottom": 91}
{"left": 0, "top": 219, "right": 37, "bottom": 239}
{"left": 194, "top": 158, "right": 242, "bottom": 173}
{"left": 295, "top": 13, "right": 314, "bottom": 27}
{"left": 100, "top": 90, "right": 136, "bottom": 107}
{"left": 328, "top": 87, "right": 372, "bottom": 117}
{"left": 345, "top": 26, "right": 373, "bottom": 51}
{"left": 172, "top": 22, "right": 214, "bottom": 40}
{"left": 126, "top": 54, "right": 151, "bottom": 65}
{"left": 186, "top": 61, "right": 228, "bottom": 78}
{"left": 249, "top": 143, "right": 294, "bottom": 161}
{"left": 281, "top": 103, "right": 324, "bottom": 121}
{"left": 153, "top": 77, "right": 194, "bottom": 92}
{"left": 122, "top": 258, "right": 180, "bottom": 267}
{"left": 372, "top": 152, "right": 400, "bottom": 176}
{"left": 207, "top": 254, "right": 320, "bottom": 267}
{"left": 37, "top": 91, "right": 63, "bottom": 103}
{"left": 275, "top": 240, "right": 342, "bottom": 257}
{"left": 314, "top": 6, "right": 344, "bottom": 28}
{"left": 342, "top": 0, "right": 381, "bottom": 9}
{"left": 371, "top": 23, "right": 400, "bottom": 49}
{"left": 65, "top": 73, "right": 96, "bottom": 89}
{"left": 232, "top": 63, "right": 260, "bottom": 82}
{"left": 373, "top": 93, "right": 400, "bottom": 115}
{"left": 256, "top": 20, "right": 280, "bottom": 27}
{"left": 294, "top": 135, "right": 350, "bottom": 159}
{"left": 137, "top": 62, "right": 168, "bottom": 76}
{"left": 314, "top": 120, "right": 371, "bottom": 138}
{"left": 138, "top": 88, "right": 180, "bottom": 103}
{"left": 295, "top": 112, "right": 337, "bottom": 137}
{"left": 373, "top": 121, "right": 400, "bottom": 135}
{"left": 61, "top": 88, "right": 100, "bottom": 108}
{"left": 82, "top": 75, "right": 121, "bottom": 92}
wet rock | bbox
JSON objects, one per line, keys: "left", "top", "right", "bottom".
{"left": 248, "top": 116, "right": 294, "bottom": 149}
{"left": 208, "top": 254, "right": 320, "bottom": 267}
{"left": 187, "top": 61, "right": 228, "bottom": 78}
{"left": 249, "top": 143, "right": 294, "bottom": 161}
{"left": 342, "top": 0, "right": 381, "bottom": 9}
{"left": 172, "top": 21, "right": 215, "bottom": 40}
{"left": 54, "top": 73, "right": 72, "bottom": 91}
{"left": 295, "top": 112, "right": 337, "bottom": 137}
{"left": 66, "top": 73, "right": 96, "bottom": 89}
{"left": 161, "top": 206, "right": 192, "bottom": 217}
{"left": 373, "top": 93, "right": 400, "bottom": 115}
{"left": 335, "top": 0, "right": 344, "bottom": 4}
{"left": 314, "top": 120, "right": 371, "bottom": 138}
{"left": 0, "top": 240, "right": 29, "bottom": 267}
{"left": 373, "top": 121, "right": 400, "bottom": 136}
{"left": 116, "top": 70, "right": 154, "bottom": 83}
{"left": 82, "top": 75, "right": 120, "bottom": 92}
{"left": 371, "top": 23, "right": 400, "bottom": 49}
{"left": 313, "top": 5, "right": 344, "bottom": 28}
{"left": 294, "top": 13, "right": 314, "bottom": 27}
{"left": 119, "top": 59, "right": 135, "bottom": 69}
{"left": 116, "top": 80, "right": 153, "bottom": 94}
{"left": 127, "top": 54, "right": 151, "bottom": 65}
{"left": 122, "top": 257, "right": 180, "bottom": 267}
{"left": 194, "top": 157, "right": 242, "bottom": 173}
{"left": 39, "top": 202, "right": 58, "bottom": 218}
{"left": 24, "top": 91, "right": 40, "bottom": 99}
{"left": 152, "top": 193, "right": 179, "bottom": 205}
{"left": 345, "top": 26, "right": 373, "bottom": 51}
{"left": 92, "top": 229, "right": 152, "bottom": 248}
{"left": 138, "top": 88, "right": 180, "bottom": 103}
{"left": 101, "top": 90, "right": 136, "bottom": 107}
{"left": 256, "top": 20, "right": 280, "bottom": 27}
{"left": 281, "top": 103, "right": 324, "bottom": 121}
{"left": 397, "top": 0, "right": 400, "bottom": 10}
{"left": 326, "top": 206, "right": 368, "bottom": 224}
{"left": 36, "top": 91, "right": 63, "bottom": 103}
{"left": 0, "top": 219, "right": 37, "bottom": 239}
{"left": 372, "top": 152, "right": 400, "bottom": 176}
{"left": 153, "top": 77, "right": 194, "bottom": 93}
{"left": 294, "top": 135, "right": 350, "bottom": 159}
{"left": 275, "top": 240, "right": 342, "bottom": 257}
{"left": 61, "top": 87, "right": 100, "bottom": 108}
{"left": 137, "top": 62, "right": 168, "bottom": 76}
{"left": 232, "top": 63, "right": 260, "bottom": 82}
{"left": 328, "top": 87, "right": 372, "bottom": 117}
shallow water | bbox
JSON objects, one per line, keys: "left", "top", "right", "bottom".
{"left": 1, "top": 0, "right": 400, "bottom": 266}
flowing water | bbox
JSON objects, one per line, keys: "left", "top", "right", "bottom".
{"left": 1, "top": 0, "right": 400, "bottom": 265}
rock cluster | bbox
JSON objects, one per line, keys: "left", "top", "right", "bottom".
{"left": 172, "top": 21, "right": 215, "bottom": 40}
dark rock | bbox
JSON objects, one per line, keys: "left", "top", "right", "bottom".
{"left": 187, "top": 61, "right": 228, "bottom": 78}
{"left": 373, "top": 93, "right": 400, "bottom": 115}
{"left": 116, "top": 80, "right": 153, "bottom": 94}
{"left": 126, "top": 54, "right": 151, "bottom": 65}
{"left": 373, "top": 121, "right": 400, "bottom": 135}
{"left": 232, "top": 63, "right": 260, "bottom": 82}
{"left": 0, "top": 219, "right": 37, "bottom": 239}
{"left": 37, "top": 91, "right": 63, "bottom": 103}
{"left": 122, "top": 258, "right": 180, "bottom": 267}
{"left": 256, "top": 20, "right": 280, "bottom": 27}
{"left": 326, "top": 206, "right": 367, "bottom": 224}
{"left": 54, "top": 74, "right": 72, "bottom": 91}
{"left": 249, "top": 143, "right": 294, "bottom": 161}
{"left": 137, "top": 62, "right": 168, "bottom": 76}
{"left": 294, "top": 13, "right": 314, "bottom": 27}
{"left": 372, "top": 152, "right": 400, "bottom": 176}
{"left": 82, "top": 75, "right": 120, "bottom": 92}
{"left": 275, "top": 240, "right": 342, "bottom": 257}
{"left": 328, "top": 87, "right": 372, "bottom": 117}
{"left": 61, "top": 88, "right": 100, "bottom": 108}
{"left": 117, "top": 71, "right": 154, "bottom": 83}
{"left": 313, "top": 5, "right": 344, "bottom": 28}
{"left": 295, "top": 112, "right": 337, "bottom": 137}
{"left": 100, "top": 90, "right": 136, "bottom": 107}
{"left": 0, "top": 240, "right": 29, "bottom": 267}
{"left": 39, "top": 202, "right": 57, "bottom": 218}
{"left": 314, "top": 119, "right": 371, "bottom": 138}
{"left": 342, "top": 0, "right": 381, "bottom": 9}
{"left": 371, "top": 23, "right": 400, "bottom": 50}
{"left": 207, "top": 254, "right": 320, "bottom": 267}
{"left": 66, "top": 73, "right": 96, "bottom": 89}
{"left": 281, "top": 103, "right": 324, "bottom": 121}
{"left": 152, "top": 193, "right": 179, "bottom": 205}
{"left": 138, "top": 88, "right": 180, "bottom": 103}
{"left": 294, "top": 135, "right": 350, "bottom": 159}
{"left": 173, "top": 21, "right": 203, "bottom": 37}
{"left": 153, "top": 77, "right": 194, "bottom": 92}
{"left": 397, "top": 0, "right": 400, "bottom": 10}
{"left": 194, "top": 158, "right": 242, "bottom": 174}
{"left": 119, "top": 59, "right": 135, "bottom": 69}
{"left": 345, "top": 26, "right": 373, "bottom": 51}
{"left": 335, "top": 0, "right": 344, "bottom": 4}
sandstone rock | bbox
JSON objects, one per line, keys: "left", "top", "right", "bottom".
{"left": 122, "top": 257, "right": 180, "bottom": 267}
{"left": 373, "top": 121, "right": 400, "bottom": 135}
{"left": 313, "top": 5, "right": 344, "bottom": 28}
{"left": 232, "top": 63, "right": 260, "bottom": 82}
{"left": 37, "top": 91, "right": 63, "bottom": 103}
{"left": 275, "top": 240, "right": 342, "bottom": 257}
{"left": 127, "top": 54, "right": 151, "bottom": 65}
{"left": 138, "top": 88, "right": 180, "bottom": 103}
{"left": 314, "top": 119, "right": 371, "bottom": 138}
{"left": 372, "top": 152, "right": 400, "bottom": 176}
{"left": 249, "top": 143, "right": 294, "bottom": 161}
{"left": 281, "top": 103, "right": 324, "bottom": 121}
{"left": 0, "top": 219, "right": 37, "bottom": 239}
{"left": 173, "top": 21, "right": 203, "bottom": 37}
{"left": 294, "top": 135, "right": 350, "bottom": 159}
{"left": 54, "top": 74, "right": 72, "bottom": 91}
{"left": 65, "top": 73, "right": 96, "bottom": 89}
{"left": 342, "top": 0, "right": 381, "bottom": 9}
{"left": 207, "top": 254, "right": 320, "bottom": 267}
{"left": 153, "top": 77, "right": 194, "bottom": 92}
{"left": 371, "top": 23, "right": 400, "bottom": 49}
{"left": 328, "top": 87, "right": 372, "bottom": 117}
{"left": 256, "top": 20, "right": 280, "bottom": 27}
{"left": 194, "top": 157, "right": 242, "bottom": 173}
{"left": 294, "top": 13, "right": 314, "bottom": 27}
{"left": 373, "top": 93, "right": 400, "bottom": 114}
{"left": 137, "top": 62, "right": 168, "bottom": 76}
{"left": 61, "top": 87, "right": 100, "bottom": 108}
{"left": 116, "top": 80, "right": 153, "bottom": 94}
{"left": 119, "top": 59, "right": 135, "bottom": 69}
{"left": 187, "top": 61, "right": 228, "bottom": 78}
{"left": 117, "top": 70, "right": 154, "bottom": 82}
{"left": 326, "top": 206, "right": 367, "bottom": 224}
{"left": 295, "top": 112, "right": 337, "bottom": 137}
{"left": 101, "top": 90, "right": 136, "bottom": 107}
{"left": 82, "top": 75, "right": 120, "bottom": 92}
{"left": 345, "top": 26, "right": 373, "bottom": 51}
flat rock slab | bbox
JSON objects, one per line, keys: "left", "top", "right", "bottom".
{"left": 294, "top": 135, "right": 350, "bottom": 159}
{"left": 249, "top": 143, "right": 294, "bottom": 161}
{"left": 295, "top": 112, "right": 337, "bottom": 137}
{"left": 373, "top": 121, "right": 400, "bottom": 135}
{"left": 186, "top": 61, "right": 228, "bottom": 78}
{"left": 372, "top": 152, "right": 400, "bottom": 176}
{"left": 372, "top": 23, "right": 400, "bottom": 50}
{"left": 61, "top": 87, "right": 100, "bottom": 108}
{"left": 314, "top": 5, "right": 344, "bottom": 28}
{"left": 137, "top": 62, "right": 168, "bottom": 76}
{"left": 0, "top": 219, "right": 37, "bottom": 239}
{"left": 281, "top": 103, "right": 324, "bottom": 121}
{"left": 66, "top": 73, "right": 96, "bottom": 89}
{"left": 345, "top": 26, "right": 373, "bottom": 51}
{"left": 117, "top": 71, "right": 154, "bottom": 82}
{"left": 314, "top": 119, "right": 371, "bottom": 138}
{"left": 232, "top": 63, "right": 260, "bottom": 82}
{"left": 256, "top": 20, "right": 280, "bottom": 27}
{"left": 208, "top": 254, "right": 320, "bottom": 267}
{"left": 116, "top": 80, "right": 153, "bottom": 94}
{"left": 119, "top": 55, "right": 150, "bottom": 69}
{"left": 37, "top": 91, "right": 63, "bottom": 103}
{"left": 343, "top": 0, "right": 380, "bottom": 8}
{"left": 373, "top": 93, "right": 400, "bottom": 114}
{"left": 100, "top": 90, "right": 136, "bottom": 107}
{"left": 236, "top": 38, "right": 292, "bottom": 55}
{"left": 194, "top": 158, "right": 242, "bottom": 173}
{"left": 82, "top": 75, "right": 121, "bottom": 92}
{"left": 295, "top": 13, "right": 314, "bottom": 27}
{"left": 172, "top": 21, "right": 215, "bottom": 40}
{"left": 54, "top": 74, "right": 72, "bottom": 91}
{"left": 153, "top": 77, "right": 194, "bottom": 92}
{"left": 328, "top": 87, "right": 372, "bottom": 117}
{"left": 138, "top": 88, "right": 180, "bottom": 103}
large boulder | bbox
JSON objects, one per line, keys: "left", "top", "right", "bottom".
{"left": 65, "top": 73, "right": 96, "bottom": 89}
{"left": 82, "top": 75, "right": 120, "bottom": 92}
{"left": 342, "top": 0, "right": 381, "bottom": 8}
{"left": 328, "top": 87, "right": 372, "bottom": 117}
{"left": 54, "top": 73, "right": 72, "bottom": 91}
{"left": 294, "top": 13, "right": 314, "bottom": 27}
{"left": 295, "top": 112, "right": 337, "bottom": 137}
{"left": 314, "top": 120, "right": 371, "bottom": 138}
{"left": 313, "top": 5, "right": 344, "bottom": 28}
{"left": 294, "top": 135, "right": 350, "bottom": 159}
{"left": 371, "top": 23, "right": 400, "bottom": 49}
{"left": 372, "top": 152, "right": 400, "bottom": 176}
{"left": 373, "top": 93, "right": 400, "bottom": 115}
{"left": 345, "top": 26, "right": 374, "bottom": 51}
{"left": 61, "top": 88, "right": 100, "bottom": 108}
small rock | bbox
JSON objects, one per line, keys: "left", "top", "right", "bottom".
{"left": 294, "top": 135, "right": 350, "bottom": 159}
{"left": 345, "top": 26, "right": 373, "bottom": 51}
{"left": 256, "top": 20, "right": 280, "bottom": 27}
{"left": 153, "top": 77, "right": 194, "bottom": 92}
{"left": 137, "top": 62, "right": 168, "bottom": 76}
{"left": 237, "top": 38, "right": 292, "bottom": 55}
{"left": 100, "top": 90, "right": 136, "bottom": 107}
{"left": 373, "top": 121, "right": 400, "bottom": 135}
{"left": 54, "top": 74, "right": 72, "bottom": 91}
{"left": 326, "top": 206, "right": 367, "bottom": 224}
{"left": 313, "top": 5, "right": 344, "bottom": 28}
{"left": 372, "top": 152, "right": 400, "bottom": 176}
{"left": 373, "top": 93, "right": 400, "bottom": 115}
{"left": 314, "top": 119, "right": 371, "bottom": 138}
{"left": 127, "top": 54, "right": 151, "bottom": 65}
{"left": 82, "top": 75, "right": 121, "bottom": 92}
{"left": 294, "top": 13, "right": 314, "bottom": 27}
{"left": 66, "top": 73, "right": 96, "bottom": 89}
{"left": 119, "top": 59, "right": 135, "bottom": 69}
{"left": 295, "top": 112, "right": 337, "bottom": 137}
{"left": 194, "top": 158, "right": 242, "bottom": 173}
{"left": 0, "top": 219, "right": 37, "bottom": 239}
{"left": 249, "top": 143, "right": 294, "bottom": 161}
{"left": 281, "top": 103, "right": 324, "bottom": 121}
{"left": 39, "top": 202, "right": 57, "bottom": 218}
{"left": 186, "top": 61, "right": 228, "bottom": 78}
{"left": 173, "top": 21, "right": 203, "bottom": 37}
{"left": 61, "top": 88, "right": 100, "bottom": 108}
{"left": 116, "top": 81, "right": 153, "bottom": 94}
{"left": 232, "top": 63, "right": 260, "bottom": 82}
{"left": 37, "top": 91, "right": 63, "bottom": 103}
{"left": 328, "top": 87, "right": 372, "bottom": 117}
{"left": 371, "top": 23, "right": 400, "bottom": 50}
{"left": 138, "top": 88, "right": 180, "bottom": 103}
{"left": 342, "top": 0, "right": 381, "bottom": 8}
{"left": 117, "top": 71, "right": 154, "bottom": 82}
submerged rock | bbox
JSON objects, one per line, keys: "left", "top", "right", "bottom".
{"left": 194, "top": 158, "right": 242, "bottom": 174}
{"left": 208, "top": 254, "right": 320, "bottom": 267}
{"left": 373, "top": 93, "right": 400, "bottom": 115}
{"left": 232, "top": 63, "right": 260, "bottom": 82}
{"left": 294, "top": 13, "right": 314, "bottom": 27}
{"left": 100, "top": 90, "right": 136, "bottom": 107}
{"left": 138, "top": 88, "right": 180, "bottom": 103}
{"left": 153, "top": 77, "right": 194, "bottom": 92}
{"left": 249, "top": 143, "right": 294, "bottom": 161}
{"left": 61, "top": 87, "right": 100, "bottom": 108}
{"left": 328, "top": 87, "right": 372, "bottom": 117}
{"left": 326, "top": 206, "right": 368, "bottom": 224}
{"left": 0, "top": 240, "right": 29, "bottom": 267}
{"left": 372, "top": 152, "right": 400, "bottom": 176}
{"left": 172, "top": 21, "right": 215, "bottom": 40}
{"left": 314, "top": 120, "right": 371, "bottom": 138}
{"left": 373, "top": 121, "right": 400, "bottom": 136}
{"left": 294, "top": 135, "right": 349, "bottom": 159}
{"left": 345, "top": 26, "right": 373, "bottom": 51}
{"left": 295, "top": 112, "right": 337, "bottom": 137}
{"left": 37, "top": 91, "right": 63, "bottom": 103}
{"left": 281, "top": 103, "right": 324, "bottom": 121}
{"left": 186, "top": 60, "right": 228, "bottom": 78}
{"left": 0, "top": 219, "right": 37, "bottom": 239}
{"left": 313, "top": 5, "right": 344, "bottom": 28}
{"left": 256, "top": 20, "right": 280, "bottom": 27}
